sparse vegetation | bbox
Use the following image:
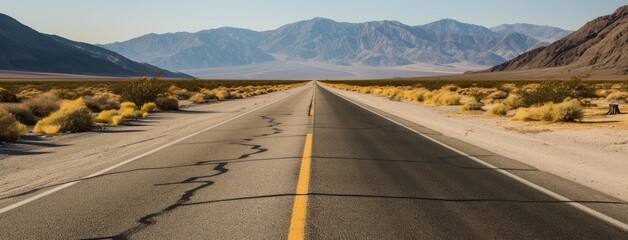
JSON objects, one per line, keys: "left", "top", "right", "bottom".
{"left": 1, "top": 104, "right": 37, "bottom": 125}
{"left": 511, "top": 101, "right": 583, "bottom": 122}
{"left": 155, "top": 97, "right": 179, "bottom": 110}
{"left": 0, "top": 87, "right": 19, "bottom": 102}
{"left": 23, "top": 92, "right": 61, "bottom": 118}
{"left": 141, "top": 102, "right": 157, "bottom": 113}
{"left": 114, "top": 74, "right": 169, "bottom": 106}
{"left": 0, "top": 79, "right": 305, "bottom": 138}
{"left": 0, "top": 108, "right": 27, "bottom": 142}
{"left": 460, "top": 99, "right": 483, "bottom": 111}
{"left": 487, "top": 103, "right": 512, "bottom": 116}
{"left": 34, "top": 98, "right": 93, "bottom": 134}
{"left": 323, "top": 78, "right": 619, "bottom": 125}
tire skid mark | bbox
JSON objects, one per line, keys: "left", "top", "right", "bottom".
{"left": 97, "top": 115, "right": 285, "bottom": 240}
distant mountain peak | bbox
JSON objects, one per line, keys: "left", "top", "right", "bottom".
{"left": 419, "top": 18, "right": 499, "bottom": 36}
{"left": 100, "top": 17, "right": 565, "bottom": 70}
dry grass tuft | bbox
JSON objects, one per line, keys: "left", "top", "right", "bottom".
{"left": 215, "top": 90, "right": 230, "bottom": 100}
{"left": 34, "top": 98, "right": 93, "bottom": 134}
{"left": 94, "top": 110, "right": 121, "bottom": 125}
{"left": 23, "top": 92, "right": 61, "bottom": 117}
{"left": 84, "top": 92, "right": 121, "bottom": 112}
{"left": 486, "top": 103, "right": 512, "bottom": 116}
{"left": 0, "top": 87, "right": 19, "bottom": 102}
{"left": 141, "top": 102, "right": 157, "bottom": 113}
{"left": 511, "top": 101, "right": 583, "bottom": 122}
{"left": 425, "top": 90, "right": 461, "bottom": 106}
{"left": 120, "top": 102, "right": 142, "bottom": 119}
{"left": 189, "top": 93, "right": 207, "bottom": 103}
{"left": 0, "top": 108, "right": 27, "bottom": 142}
{"left": 459, "top": 99, "right": 484, "bottom": 111}
{"left": 2, "top": 104, "right": 37, "bottom": 125}
{"left": 605, "top": 91, "right": 628, "bottom": 103}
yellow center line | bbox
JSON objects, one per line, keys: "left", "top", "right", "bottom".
{"left": 289, "top": 133, "right": 312, "bottom": 240}
{"left": 289, "top": 89, "right": 315, "bottom": 240}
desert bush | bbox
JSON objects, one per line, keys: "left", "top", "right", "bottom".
{"left": 459, "top": 99, "right": 483, "bottom": 111}
{"left": 15, "top": 88, "right": 43, "bottom": 100}
{"left": 511, "top": 101, "right": 582, "bottom": 122}
{"left": 485, "top": 91, "right": 508, "bottom": 101}
{"left": 155, "top": 97, "right": 179, "bottom": 110}
{"left": 0, "top": 87, "right": 19, "bottom": 102}
{"left": 2, "top": 104, "right": 37, "bottom": 125}
{"left": 199, "top": 89, "right": 218, "bottom": 100}
{"left": 23, "top": 92, "right": 61, "bottom": 117}
{"left": 606, "top": 91, "right": 628, "bottom": 103}
{"left": 119, "top": 102, "right": 143, "bottom": 119}
{"left": 552, "top": 101, "right": 584, "bottom": 122}
{"left": 0, "top": 108, "right": 27, "bottom": 142}
{"left": 33, "top": 98, "right": 93, "bottom": 134}
{"left": 141, "top": 102, "right": 157, "bottom": 113}
{"left": 189, "top": 93, "right": 207, "bottom": 103}
{"left": 48, "top": 88, "right": 79, "bottom": 100}
{"left": 440, "top": 84, "right": 459, "bottom": 92}
{"left": 169, "top": 85, "right": 193, "bottom": 100}
{"left": 500, "top": 83, "right": 518, "bottom": 93}
{"left": 94, "top": 110, "right": 121, "bottom": 125}
{"left": 114, "top": 74, "right": 168, "bottom": 106}
{"left": 520, "top": 80, "right": 569, "bottom": 106}
{"left": 215, "top": 89, "right": 230, "bottom": 100}
{"left": 502, "top": 94, "right": 524, "bottom": 108}
{"left": 425, "top": 90, "right": 461, "bottom": 106}
{"left": 486, "top": 103, "right": 512, "bottom": 116}
{"left": 84, "top": 92, "right": 121, "bottom": 112}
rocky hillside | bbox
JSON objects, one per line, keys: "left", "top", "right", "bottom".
{"left": 488, "top": 6, "right": 628, "bottom": 74}
{"left": 491, "top": 23, "right": 572, "bottom": 42}
{"left": 0, "top": 13, "right": 191, "bottom": 78}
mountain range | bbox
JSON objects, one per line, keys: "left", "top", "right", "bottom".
{"left": 0, "top": 13, "right": 191, "bottom": 78}
{"left": 102, "top": 18, "right": 572, "bottom": 71}
{"left": 488, "top": 5, "right": 627, "bottom": 75}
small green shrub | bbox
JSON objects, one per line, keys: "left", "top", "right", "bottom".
{"left": 114, "top": 73, "right": 168, "bottom": 106}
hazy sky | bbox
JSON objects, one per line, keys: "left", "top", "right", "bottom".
{"left": 1, "top": 0, "right": 625, "bottom": 44}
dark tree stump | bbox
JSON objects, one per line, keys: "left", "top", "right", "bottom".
{"left": 607, "top": 103, "right": 621, "bottom": 115}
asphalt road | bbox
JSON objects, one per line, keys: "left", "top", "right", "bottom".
{"left": 0, "top": 83, "right": 626, "bottom": 239}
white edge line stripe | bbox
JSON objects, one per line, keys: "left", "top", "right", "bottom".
{"left": 0, "top": 84, "right": 311, "bottom": 215}
{"left": 325, "top": 86, "right": 628, "bottom": 232}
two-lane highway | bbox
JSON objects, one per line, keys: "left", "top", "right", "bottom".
{"left": 0, "top": 82, "right": 626, "bottom": 239}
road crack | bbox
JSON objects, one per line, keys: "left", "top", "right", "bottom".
{"left": 92, "top": 115, "right": 285, "bottom": 240}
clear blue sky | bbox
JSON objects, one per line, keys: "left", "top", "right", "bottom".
{"left": 1, "top": 0, "right": 625, "bottom": 44}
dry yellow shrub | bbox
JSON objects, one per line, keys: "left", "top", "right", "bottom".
{"left": 0, "top": 108, "right": 27, "bottom": 142}
{"left": 34, "top": 98, "right": 93, "bottom": 134}
{"left": 189, "top": 93, "right": 207, "bottom": 103}
{"left": 94, "top": 110, "right": 121, "bottom": 125}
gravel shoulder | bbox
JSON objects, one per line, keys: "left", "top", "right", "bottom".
{"left": 0, "top": 85, "right": 307, "bottom": 207}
